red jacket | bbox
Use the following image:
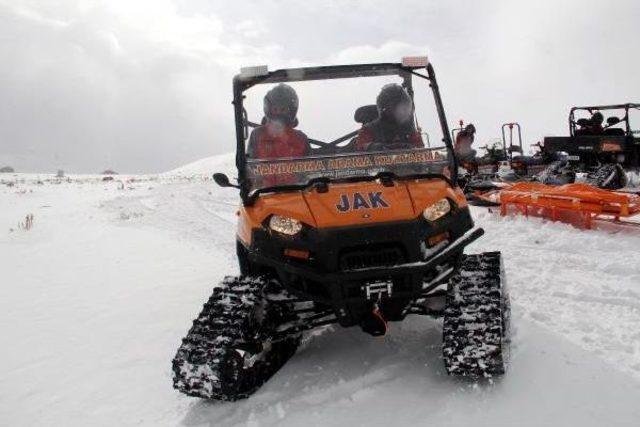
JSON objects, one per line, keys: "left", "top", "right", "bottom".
{"left": 247, "top": 122, "right": 310, "bottom": 186}
{"left": 454, "top": 131, "right": 474, "bottom": 156}
{"left": 355, "top": 120, "right": 424, "bottom": 151}
{"left": 248, "top": 123, "right": 309, "bottom": 159}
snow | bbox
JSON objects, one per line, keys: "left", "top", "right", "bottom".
{"left": 627, "top": 170, "right": 640, "bottom": 187}
{"left": 163, "top": 154, "right": 236, "bottom": 178}
{"left": 2, "top": 155, "right": 640, "bottom": 426}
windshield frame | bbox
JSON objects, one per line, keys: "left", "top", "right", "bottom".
{"left": 232, "top": 62, "right": 457, "bottom": 204}
{"left": 569, "top": 103, "right": 640, "bottom": 137}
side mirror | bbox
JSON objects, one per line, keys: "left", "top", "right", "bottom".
{"left": 213, "top": 173, "right": 239, "bottom": 189}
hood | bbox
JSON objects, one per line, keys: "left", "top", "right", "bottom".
{"left": 301, "top": 180, "right": 416, "bottom": 228}
{"left": 245, "top": 178, "right": 464, "bottom": 229}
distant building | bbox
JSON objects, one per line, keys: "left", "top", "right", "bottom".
{"left": 0, "top": 166, "right": 15, "bottom": 173}
{"left": 56, "top": 170, "right": 65, "bottom": 178}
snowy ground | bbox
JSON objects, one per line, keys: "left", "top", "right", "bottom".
{"left": 2, "top": 155, "right": 640, "bottom": 426}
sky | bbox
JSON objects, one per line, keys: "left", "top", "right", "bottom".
{"left": 1, "top": 0, "right": 639, "bottom": 173}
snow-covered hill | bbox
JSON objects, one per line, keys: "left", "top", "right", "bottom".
{"left": 163, "top": 154, "right": 235, "bottom": 178}
{"left": 1, "top": 157, "right": 640, "bottom": 426}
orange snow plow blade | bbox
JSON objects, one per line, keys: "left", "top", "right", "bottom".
{"left": 499, "top": 182, "right": 640, "bottom": 229}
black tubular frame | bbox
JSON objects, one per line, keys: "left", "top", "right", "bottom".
{"left": 501, "top": 122, "right": 523, "bottom": 161}
{"left": 568, "top": 103, "right": 640, "bottom": 137}
{"left": 232, "top": 62, "right": 457, "bottom": 204}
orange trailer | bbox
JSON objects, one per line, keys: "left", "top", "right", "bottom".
{"left": 499, "top": 182, "right": 640, "bottom": 229}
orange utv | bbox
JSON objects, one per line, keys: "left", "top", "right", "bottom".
{"left": 172, "top": 58, "right": 510, "bottom": 401}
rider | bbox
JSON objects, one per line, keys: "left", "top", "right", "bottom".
{"left": 354, "top": 84, "right": 424, "bottom": 151}
{"left": 247, "top": 83, "right": 310, "bottom": 160}
{"left": 587, "top": 111, "right": 604, "bottom": 134}
{"left": 247, "top": 84, "right": 310, "bottom": 187}
{"left": 454, "top": 124, "right": 477, "bottom": 161}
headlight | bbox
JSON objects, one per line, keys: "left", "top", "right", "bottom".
{"left": 423, "top": 198, "right": 451, "bottom": 222}
{"left": 269, "top": 215, "right": 302, "bottom": 236}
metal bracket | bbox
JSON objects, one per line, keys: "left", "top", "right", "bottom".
{"left": 362, "top": 281, "right": 393, "bottom": 300}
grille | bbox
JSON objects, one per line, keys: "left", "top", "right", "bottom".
{"left": 339, "top": 245, "right": 404, "bottom": 271}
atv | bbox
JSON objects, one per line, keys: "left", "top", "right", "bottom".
{"left": 540, "top": 103, "right": 640, "bottom": 189}
{"left": 172, "top": 58, "right": 510, "bottom": 401}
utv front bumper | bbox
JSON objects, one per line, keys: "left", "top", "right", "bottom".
{"left": 242, "top": 207, "right": 478, "bottom": 304}
{"left": 248, "top": 226, "right": 483, "bottom": 284}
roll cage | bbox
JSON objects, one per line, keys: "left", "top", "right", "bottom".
{"left": 569, "top": 103, "right": 640, "bottom": 137}
{"left": 231, "top": 61, "right": 457, "bottom": 203}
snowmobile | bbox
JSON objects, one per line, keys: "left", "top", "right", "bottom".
{"left": 172, "top": 58, "right": 510, "bottom": 401}
{"left": 463, "top": 123, "right": 558, "bottom": 205}
{"left": 456, "top": 140, "right": 506, "bottom": 195}
{"left": 463, "top": 123, "right": 545, "bottom": 184}
{"left": 451, "top": 120, "right": 502, "bottom": 192}
{"left": 458, "top": 125, "right": 520, "bottom": 204}
{"left": 539, "top": 104, "right": 640, "bottom": 189}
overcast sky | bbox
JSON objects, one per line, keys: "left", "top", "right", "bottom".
{"left": 1, "top": 0, "right": 639, "bottom": 173}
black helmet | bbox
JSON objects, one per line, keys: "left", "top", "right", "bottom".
{"left": 376, "top": 83, "right": 413, "bottom": 124}
{"left": 464, "top": 124, "right": 476, "bottom": 135}
{"left": 591, "top": 111, "right": 604, "bottom": 125}
{"left": 264, "top": 83, "right": 299, "bottom": 125}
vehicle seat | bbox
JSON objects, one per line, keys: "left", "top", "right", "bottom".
{"left": 512, "top": 155, "right": 542, "bottom": 165}
{"left": 603, "top": 128, "right": 625, "bottom": 136}
{"left": 508, "top": 145, "right": 523, "bottom": 154}
{"left": 354, "top": 105, "right": 379, "bottom": 124}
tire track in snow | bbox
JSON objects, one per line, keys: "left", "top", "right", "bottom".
{"left": 552, "top": 291, "right": 640, "bottom": 311}
{"left": 100, "top": 180, "right": 240, "bottom": 276}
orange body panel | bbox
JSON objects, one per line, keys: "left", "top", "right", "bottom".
{"left": 404, "top": 179, "right": 468, "bottom": 211}
{"left": 237, "top": 178, "right": 463, "bottom": 245}
{"left": 302, "top": 181, "right": 415, "bottom": 227}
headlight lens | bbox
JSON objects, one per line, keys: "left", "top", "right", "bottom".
{"left": 269, "top": 215, "right": 302, "bottom": 236}
{"left": 423, "top": 198, "right": 451, "bottom": 222}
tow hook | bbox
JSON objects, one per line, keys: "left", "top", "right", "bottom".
{"left": 360, "top": 299, "right": 389, "bottom": 337}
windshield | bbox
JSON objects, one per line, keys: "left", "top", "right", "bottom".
{"left": 241, "top": 74, "right": 449, "bottom": 193}
{"left": 572, "top": 106, "right": 640, "bottom": 136}
{"left": 247, "top": 148, "right": 448, "bottom": 191}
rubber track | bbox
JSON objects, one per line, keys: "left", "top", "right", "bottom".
{"left": 172, "top": 276, "right": 299, "bottom": 400}
{"left": 442, "top": 251, "right": 510, "bottom": 378}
